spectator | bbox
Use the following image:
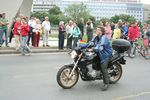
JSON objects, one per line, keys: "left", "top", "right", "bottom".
{"left": 9, "top": 17, "right": 16, "bottom": 44}
{"left": 86, "top": 21, "right": 93, "bottom": 42}
{"left": 28, "top": 17, "right": 36, "bottom": 46}
{"left": 127, "top": 21, "right": 140, "bottom": 57}
{"left": 104, "top": 21, "right": 112, "bottom": 40}
{"left": 121, "top": 22, "right": 128, "bottom": 39}
{"left": 0, "top": 14, "right": 3, "bottom": 47}
{"left": 1, "top": 13, "right": 9, "bottom": 47}
{"left": 13, "top": 17, "right": 21, "bottom": 50}
{"left": 58, "top": 21, "right": 65, "bottom": 49}
{"left": 112, "top": 24, "right": 121, "bottom": 40}
{"left": 78, "top": 18, "right": 84, "bottom": 38}
{"left": 33, "top": 19, "right": 42, "bottom": 47}
{"left": 20, "top": 17, "right": 31, "bottom": 55}
{"left": 42, "top": 16, "right": 51, "bottom": 47}
{"left": 70, "top": 22, "right": 81, "bottom": 49}
{"left": 66, "top": 20, "right": 73, "bottom": 49}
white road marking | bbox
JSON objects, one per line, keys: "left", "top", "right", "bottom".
{"left": 113, "top": 91, "right": 150, "bottom": 100}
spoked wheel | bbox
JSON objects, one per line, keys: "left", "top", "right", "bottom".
{"left": 142, "top": 47, "right": 150, "bottom": 60}
{"left": 57, "top": 65, "right": 79, "bottom": 89}
{"left": 108, "top": 63, "right": 122, "bottom": 84}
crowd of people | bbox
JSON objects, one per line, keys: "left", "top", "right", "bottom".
{"left": 0, "top": 13, "right": 150, "bottom": 53}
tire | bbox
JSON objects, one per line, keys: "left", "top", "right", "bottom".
{"left": 143, "top": 47, "right": 150, "bottom": 60}
{"left": 56, "top": 65, "right": 79, "bottom": 89}
{"left": 108, "top": 63, "right": 122, "bottom": 84}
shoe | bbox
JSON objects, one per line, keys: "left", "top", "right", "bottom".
{"left": 101, "top": 84, "right": 109, "bottom": 91}
{"left": 129, "top": 54, "right": 135, "bottom": 58}
{"left": 46, "top": 45, "right": 50, "bottom": 47}
{"left": 124, "top": 53, "right": 129, "bottom": 57}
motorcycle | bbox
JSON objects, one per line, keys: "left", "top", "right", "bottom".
{"left": 56, "top": 39, "right": 131, "bottom": 89}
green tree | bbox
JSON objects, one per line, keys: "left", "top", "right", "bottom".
{"left": 48, "top": 5, "right": 62, "bottom": 15}
{"left": 146, "top": 20, "right": 150, "bottom": 24}
{"left": 48, "top": 5, "right": 69, "bottom": 25}
{"left": 65, "top": 3, "right": 91, "bottom": 23}
{"left": 110, "top": 14, "right": 136, "bottom": 23}
{"left": 31, "top": 12, "right": 48, "bottom": 21}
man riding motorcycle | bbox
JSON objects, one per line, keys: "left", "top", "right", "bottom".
{"left": 82, "top": 26, "right": 112, "bottom": 91}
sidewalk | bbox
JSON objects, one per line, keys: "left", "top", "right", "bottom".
{"left": 0, "top": 38, "right": 69, "bottom": 54}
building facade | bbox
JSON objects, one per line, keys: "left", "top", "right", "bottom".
{"left": 143, "top": 4, "right": 150, "bottom": 21}
{"left": 32, "top": 0, "right": 144, "bottom": 21}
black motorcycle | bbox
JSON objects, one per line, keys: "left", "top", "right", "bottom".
{"left": 56, "top": 39, "right": 131, "bottom": 89}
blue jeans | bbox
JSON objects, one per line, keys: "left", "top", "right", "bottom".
{"left": 0, "top": 29, "right": 3, "bottom": 45}
{"left": 3, "top": 29, "right": 8, "bottom": 46}
{"left": 20, "top": 36, "right": 31, "bottom": 53}
{"left": 72, "top": 37, "right": 79, "bottom": 49}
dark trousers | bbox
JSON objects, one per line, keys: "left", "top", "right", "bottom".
{"left": 27, "top": 27, "right": 34, "bottom": 46}
{"left": 58, "top": 33, "right": 64, "bottom": 49}
{"left": 33, "top": 32, "right": 40, "bottom": 47}
{"left": 66, "top": 33, "right": 72, "bottom": 49}
{"left": 9, "top": 29, "right": 14, "bottom": 43}
{"left": 101, "top": 58, "right": 110, "bottom": 84}
{"left": 27, "top": 33, "right": 34, "bottom": 46}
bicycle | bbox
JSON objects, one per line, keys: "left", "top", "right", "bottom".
{"left": 129, "top": 38, "right": 149, "bottom": 59}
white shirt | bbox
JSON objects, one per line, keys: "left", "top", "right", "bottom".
{"left": 66, "top": 25, "right": 73, "bottom": 34}
{"left": 28, "top": 19, "right": 36, "bottom": 28}
{"left": 42, "top": 20, "right": 51, "bottom": 31}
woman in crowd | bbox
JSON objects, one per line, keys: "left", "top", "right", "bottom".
{"left": 58, "top": 21, "right": 65, "bottom": 50}
{"left": 104, "top": 21, "right": 112, "bottom": 40}
{"left": 70, "top": 22, "right": 81, "bottom": 49}
{"left": 20, "top": 17, "right": 31, "bottom": 55}
{"left": 112, "top": 24, "right": 121, "bottom": 40}
{"left": 33, "top": 18, "right": 42, "bottom": 47}
{"left": 13, "top": 17, "right": 21, "bottom": 50}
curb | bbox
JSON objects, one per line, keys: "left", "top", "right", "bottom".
{"left": 0, "top": 47, "right": 70, "bottom": 54}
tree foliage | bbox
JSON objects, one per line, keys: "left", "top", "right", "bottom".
{"left": 48, "top": 5, "right": 62, "bottom": 15}
{"left": 110, "top": 14, "right": 136, "bottom": 23}
{"left": 31, "top": 12, "right": 48, "bottom": 21}
{"left": 31, "top": 5, "right": 67, "bottom": 25}
{"left": 65, "top": 3, "right": 91, "bottom": 23}
{"left": 146, "top": 20, "right": 150, "bottom": 24}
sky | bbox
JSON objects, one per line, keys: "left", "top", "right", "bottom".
{"left": 141, "top": 0, "right": 150, "bottom": 4}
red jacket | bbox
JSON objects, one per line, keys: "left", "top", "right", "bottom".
{"left": 13, "top": 22, "right": 21, "bottom": 35}
{"left": 128, "top": 26, "right": 140, "bottom": 41}
{"left": 21, "top": 24, "right": 30, "bottom": 36}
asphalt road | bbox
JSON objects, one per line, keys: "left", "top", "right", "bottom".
{"left": 0, "top": 53, "right": 150, "bottom": 100}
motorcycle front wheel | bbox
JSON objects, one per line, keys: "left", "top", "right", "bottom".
{"left": 56, "top": 65, "right": 79, "bottom": 89}
{"left": 108, "top": 63, "right": 122, "bottom": 84}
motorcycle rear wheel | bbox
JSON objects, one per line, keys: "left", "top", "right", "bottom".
{"left": 108, "top": 63, "right": 122, "bottom": 84}
{"left": 57, "top": 65, "right": 79, "bottom": 89}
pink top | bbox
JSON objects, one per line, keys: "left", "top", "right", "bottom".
{"left": 105, "top": 25, "right": 112, "bottom": 39}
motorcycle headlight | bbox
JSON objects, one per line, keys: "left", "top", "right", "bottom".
{"left": 70, "top": 50, "right": 77, "bottom": 59}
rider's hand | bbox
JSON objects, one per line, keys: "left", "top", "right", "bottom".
{"left": 88, "top": 48, "right": 93, "bottom": 52}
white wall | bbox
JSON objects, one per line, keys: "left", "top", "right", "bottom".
{"left": 0, "top": 0, "right": 33, "bottom": 34}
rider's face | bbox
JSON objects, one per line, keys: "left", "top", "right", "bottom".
{"left": 96, "top": 28, "right": 102, "bottom": 36}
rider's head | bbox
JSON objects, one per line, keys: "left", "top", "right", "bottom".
{"left": 96, "top": 26, "right": 105, "bottom": 36}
